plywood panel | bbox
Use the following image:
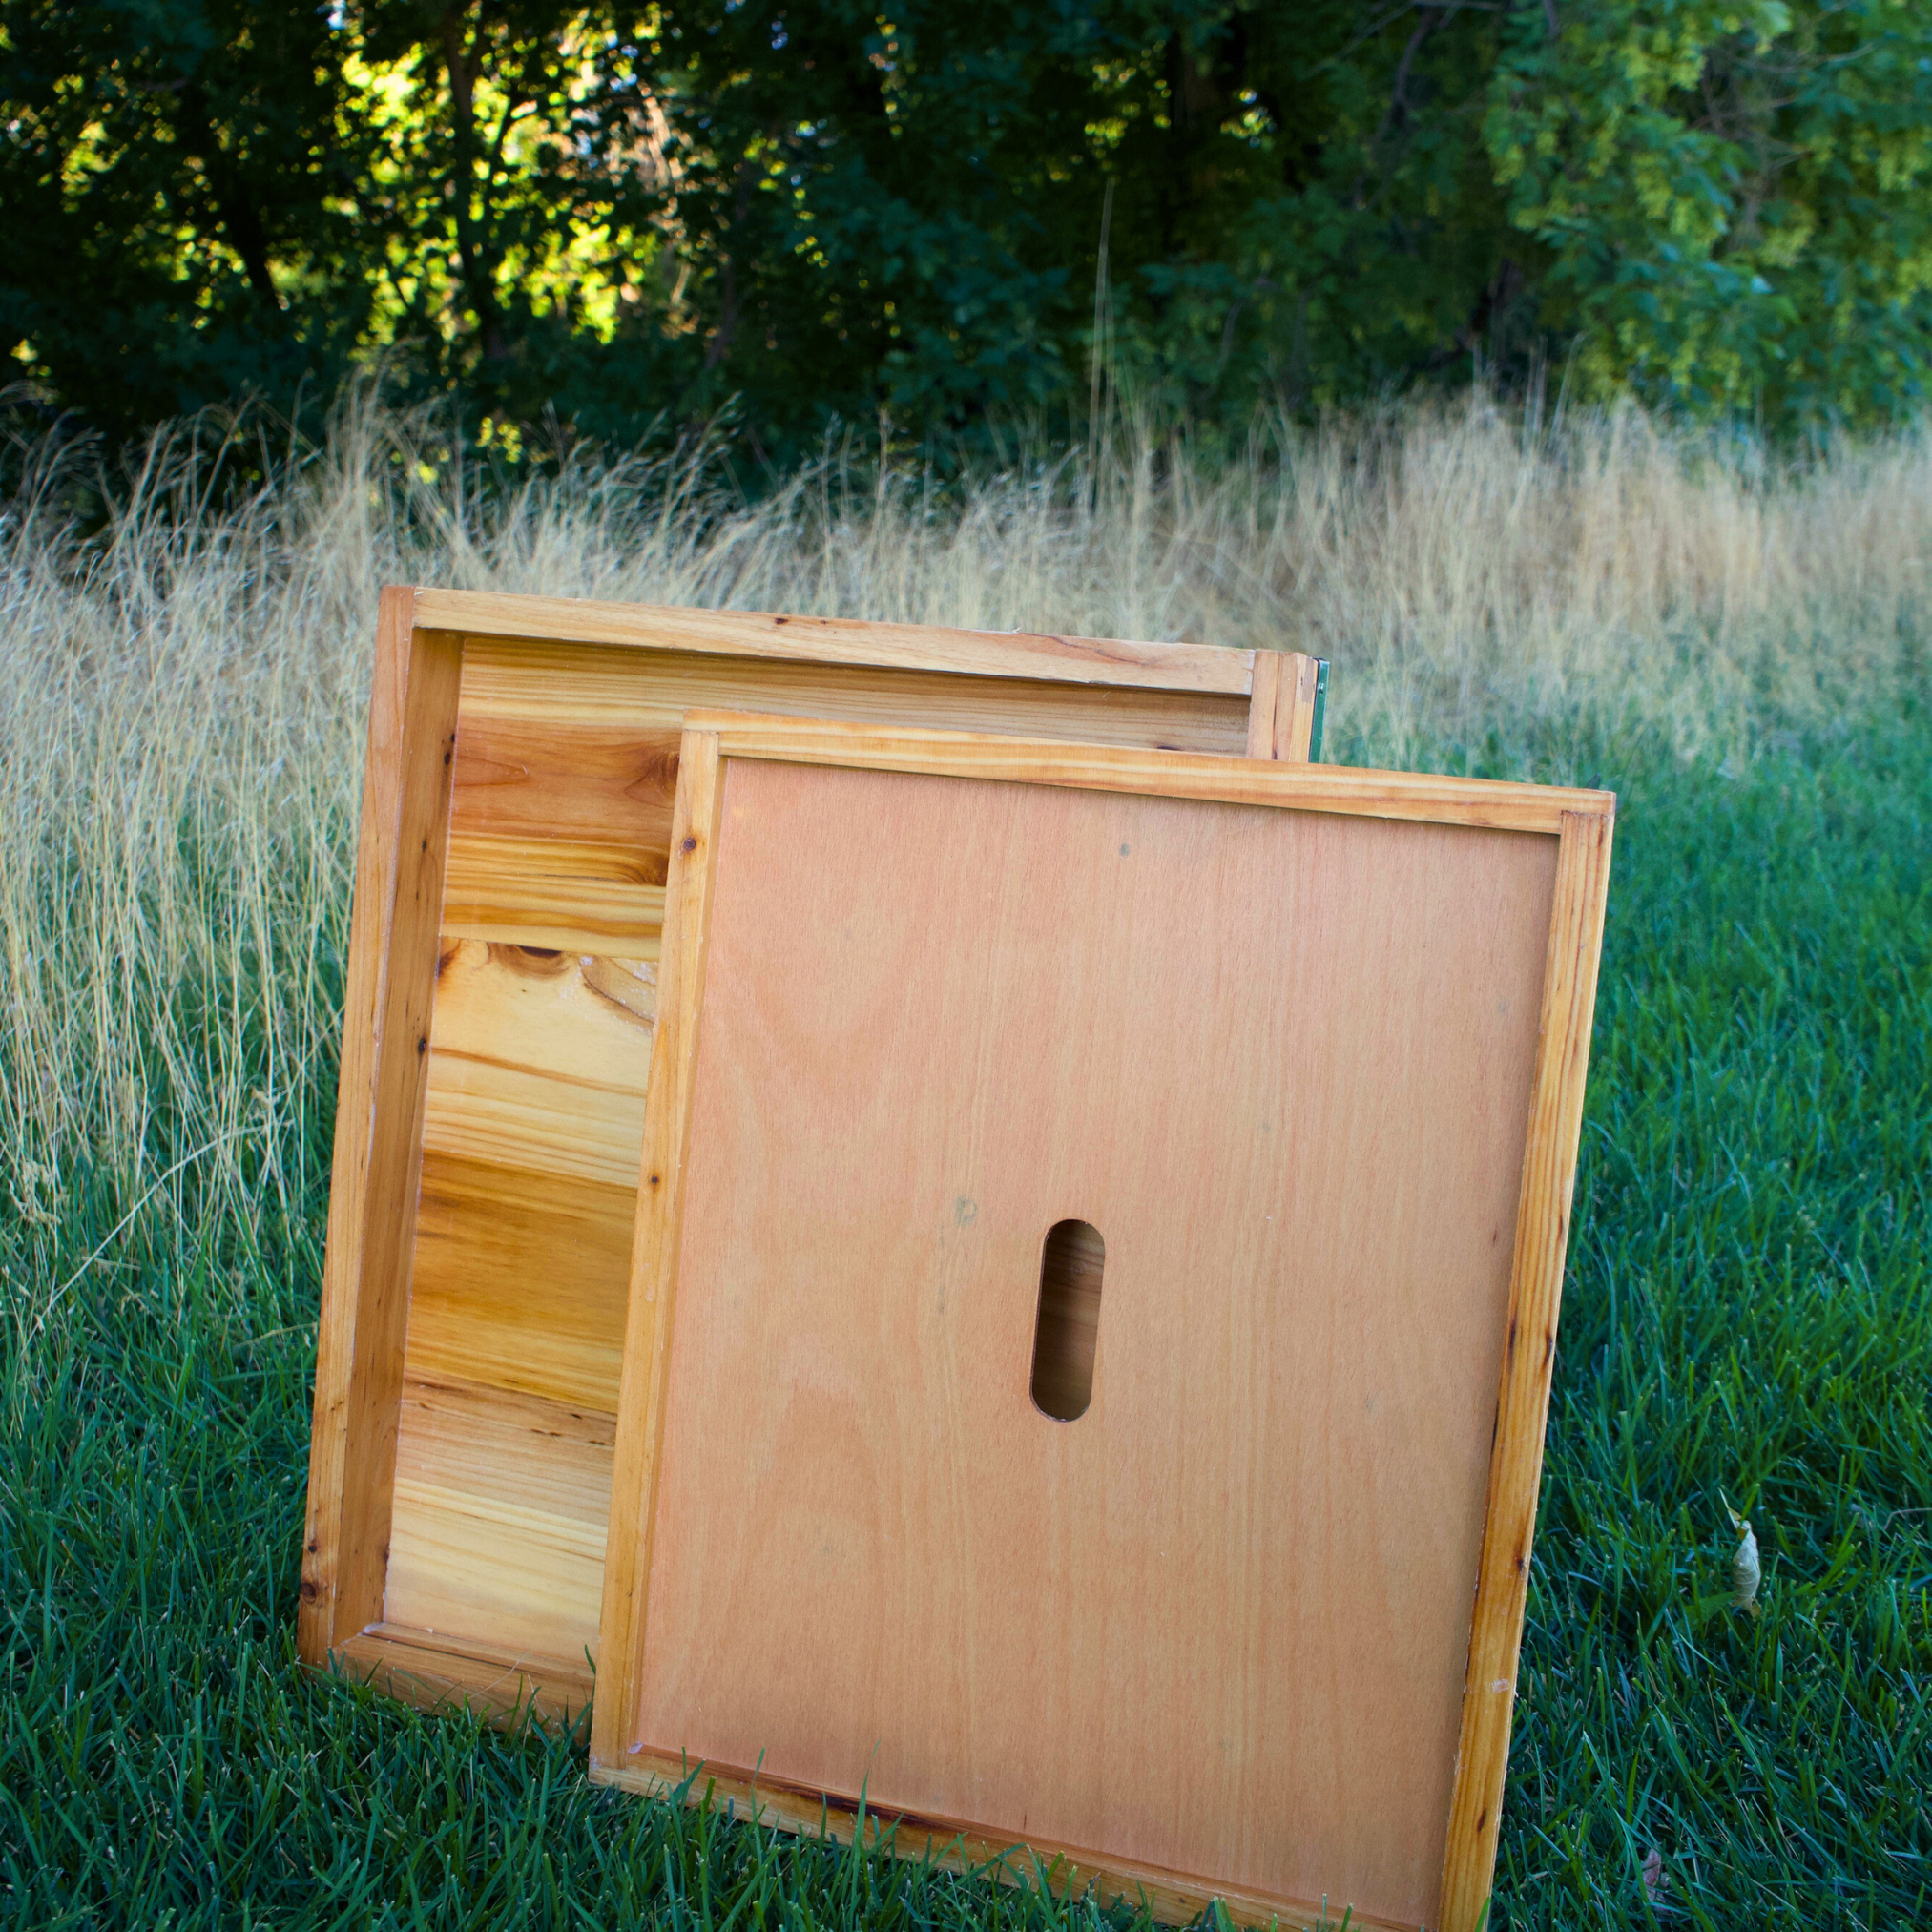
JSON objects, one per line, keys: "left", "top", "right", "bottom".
{"left": 594, "top": 737, "right": 1614, "bottom": 1932}
{"left": 383, "top": 1379, "right": 613, "bottom": 1668}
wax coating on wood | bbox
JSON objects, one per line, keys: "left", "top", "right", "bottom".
{"left": 617, "top": 758, "right": 1564, "bottom": 1928}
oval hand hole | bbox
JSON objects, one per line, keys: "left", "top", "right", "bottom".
{"left": 1030, "top": 1219, "right": 1104, "bottom": 1422}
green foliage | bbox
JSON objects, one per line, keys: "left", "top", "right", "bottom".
{"left": 1485, "top": 0, "right": 1932, "bottom": 421}
{"left": 6, "top": 4, "right": 1931, "bottom": 451}
{"left": 0, "top": 0, "right": 376, "bottom": 426}
{"left": 3, "top": 710, "right": 1928, "bottom": 1926}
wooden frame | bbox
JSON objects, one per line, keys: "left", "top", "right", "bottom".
{"left": 590, "top": 713, "right": 1614, "bottom": 1932}
{"left": 299, "top": 587, "right": 1321, "bottom": 1728}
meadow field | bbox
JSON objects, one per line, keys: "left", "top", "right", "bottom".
{"left": 2, "top": 399, "right": 1928, "bottom": 1928}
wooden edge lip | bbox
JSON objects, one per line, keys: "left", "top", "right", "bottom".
{"left": 588, "top": 727, "right": 726, "bottom": 1775}
{"left": 1244, "top": 648, "right": 1282, "bottom": 759}
{"left": 687, "top": 707, "right": 1618, "bottom": 833}
{"left": 402, "top": 585, "right": 1253, "bottom": 696}
{"left": 299, "top": 582, "right": 419, "bottom": 1668}
{"left": 324, "top": 1629, "right": 593, "bottom": 1734}
{"left": 587, "top": 1750, "right": 1416, "bottom": 1932}
{"left": 1434, "top": 810, "right": 1616, "bottom": 1932}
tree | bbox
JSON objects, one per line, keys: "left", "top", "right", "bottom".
{"left": 0, "top": 0, "right": 376, "bottom": 436}
{"left": 5, "top": 0, "right": 1931, "bottom": 456}
{"left": 1485, "top": 0, "right": 1932, "bottom": 419}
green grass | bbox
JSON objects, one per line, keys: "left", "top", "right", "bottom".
{"left": 3, "top": 710, "right": 1929, "bottom": 1931}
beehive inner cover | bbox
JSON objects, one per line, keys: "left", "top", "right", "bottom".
{"left": 634, "top": 757, "right": 1559, "bottom": 1927}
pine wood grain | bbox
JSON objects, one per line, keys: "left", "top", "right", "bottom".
{"left": 382, "top": 1378, "right": 613, "bottom": 1667}
{"left": 415, "top": 588, "right": 1254, "bottom": 692}
{"left": 1435, "top": 807, "right": 1616, "bottom": 1932}
{"left": 445, "top": 643, "right": 1254, "bottom": 955}
{"left": 453, "top": 641, "right": 1255, "bottom": 748}
{"left": 404, "top": 1149, "right": 635, "bottom": 1412}
{"left": 594, "top": 740, "right": 1614, "bottom": 1929}
{"left": 1244, "top": 647, "right": 1281, "bottom": 758}
{"left": 1278, "top": 651, "right": 1323, "bottom": 760}
{"left": 419, "top": 940, "right": 654, "bottom": 1189}
{"left": 1244, "top": 651, "right": 1323, "bottom": 761}
{"left": 443, "top": 836, "right": 666, "bottom": 956}
{"left": 450, "top": 714, "right": 680, "bottom": 863}
{"left": 589, "top": 731, "right": 725, "bottom": 1777}
{"left": 335, "top": 1626, "right": 593, "bottom": 1732}
{"left": 299, "top": 594, "right": 461, "bottom": 1658}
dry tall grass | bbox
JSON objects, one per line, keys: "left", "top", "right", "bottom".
{"left": 2, "top": 396, "right": 1926, "bottom": 1292}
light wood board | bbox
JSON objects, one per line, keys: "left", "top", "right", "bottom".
{"left": 591, "top": 717, "right": 1615, "bottom": 1932}
{"left": 300, "top": 590, "right": 1315, "bottom": 1723}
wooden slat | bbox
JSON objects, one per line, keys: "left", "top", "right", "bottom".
{"left": 299, "top": 597, "right": 462, "bottom": 1656}
{"left": 454, "top": 640, "right": 1253, "bottom": 743}
{"left": 1276, "top": 653, "right": 1323, "bottom": 760}
{"left": 1244, "top": 649, "right": 1282, "bottom": 759}
{"left": 414, "top": 588, "right": 1255, "bottom": 693}
{"left": 420, "top": 940, "right": 654, "bottom": 1190}
{"left": 592, "top": 739, "right": 1614, "bottom": 1928}
{"left": 405, "top": 1149, "right": 635, "bottom": 1412}
{"left": 382, "top": 1378, "right": 613, "bottom": 1667}
{"left": 444, "top": 699, "right": 674, "bottom": 954}
{"left": 1436, "top": 807, "right": 1617, "bottom": 1932}
{"left": 444, "top": 837, "right": 666, "bottom": 956}
{"left": 335, "top": 1627, "right": 593, "bottom": 1733}
{"left": 1242, "top": 651, "right": 1322, "bottom": 761}
{"left": 451, "top": 714, "right": 679, "bottom": 857}
{"left": 688, "top": 711, "right": 1612, "bottom": 834}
